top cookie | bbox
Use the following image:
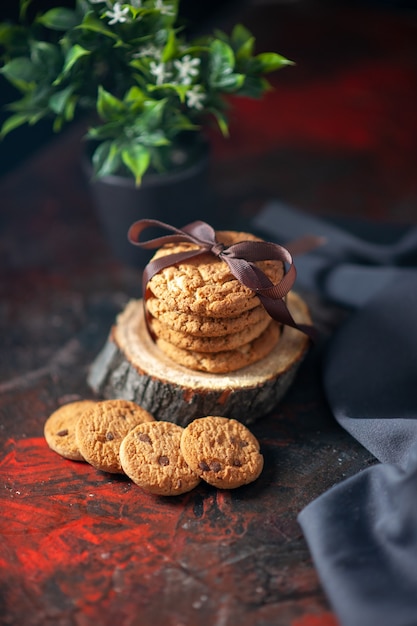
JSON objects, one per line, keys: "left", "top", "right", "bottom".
{"left": 146, "top": 231, "right": 284, "bottom": 318}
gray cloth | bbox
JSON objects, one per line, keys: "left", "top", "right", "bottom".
{"left": 252, "top": 200, "right": 417, "bottom": 308}
{"left": 252, "top": 201, "right": 417, "bottom": 626}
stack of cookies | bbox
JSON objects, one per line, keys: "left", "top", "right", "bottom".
{"left": 145, "top": 230, "right": 284, "bottom": 374}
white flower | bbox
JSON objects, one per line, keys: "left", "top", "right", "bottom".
{"left": 150, "top": 61, "right": 172, "bottom": 85}
{"left": 186, "top": 86, "right": 205, "bottom": 111}
{"left": 154, "top": 0, "right": 175, "bottom": 16}
{"left": 105, "top": 2, "right": 130, "bottom": 25}
{"left": 130, "top": 0, "right": 143, "bottom": 7}
{"left": 173, "top": 55, "right": 200, "bottom": 85}
{"left": 133, "top": 44, "right": 161, "bottom": 59}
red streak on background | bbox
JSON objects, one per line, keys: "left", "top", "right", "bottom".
{"left": 210, "top": 60, "right": 417, "bottom": 161}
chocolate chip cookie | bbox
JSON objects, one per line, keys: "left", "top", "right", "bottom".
{"left": 146, "top": 231, "right": 284, "bottom": 318}
{"left": 120, "top": 421, "right": 201, "bottom": 496}
{"left": 180, "top": 416, "right": 264, "bottom": 488}
{"left": 75, "top": 399, "right": 154, "bottom": 474}
{"left": 44, "top": 400, "right": 96, "bottom": 461}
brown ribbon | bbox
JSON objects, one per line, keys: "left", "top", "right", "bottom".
{"left": 128, "top": 218, "right": 319, "bottom": 340}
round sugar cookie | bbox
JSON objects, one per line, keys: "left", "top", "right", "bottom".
{"left": 75, "top": 399, "right": 154, "bottom": 474}
{"left": 44, "top": 400, "right": 96, "bottom": 461}
{"left": 180, "top": 416, "right": 264, "bottom": 489}
{"left": 120, "top": 421, "right": 201, "bottom": 496}
{"left": 146, "top": 231, "right": 284, "bottom": 318}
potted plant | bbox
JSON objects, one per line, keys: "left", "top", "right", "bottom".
{"left": 0, "top": 0, "right": 293, "bottom": 265}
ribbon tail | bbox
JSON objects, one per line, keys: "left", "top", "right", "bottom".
{"left": 258, "top": 293, "right": 318, "bottom": 341}
{"left": 225, "top": 256, "right": 316, "bottom": 340}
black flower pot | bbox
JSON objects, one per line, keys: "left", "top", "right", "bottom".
{"left": 84, "top": 141, "right": 214, "bottom": 268}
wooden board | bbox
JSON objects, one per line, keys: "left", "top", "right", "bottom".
{"left": 88, "top": 291, "right": 312, "bottom": 425}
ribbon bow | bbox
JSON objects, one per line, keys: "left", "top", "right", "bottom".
{"left": 128, "top": 218, "right": 318, "bottom": 340}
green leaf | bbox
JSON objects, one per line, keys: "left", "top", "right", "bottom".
{"left": 86, "top": 121, "right": 123, "bottom": 140}
{"left": 208, "top": 40, "right": 235, "bottom": 86}
{"left": 148, "top": 82, "right": 188, "bottom": 103}
{"left": 0, "top": 23, "right": 27, "bottom": 49}
{"left": 124, "top": 86, "right": 146, "bottom": 108}
{"left": 31, "top": 41, "right": 62, "bottom": 76}
{"left": 255, "top": 52, "right": 294, "bottom": 73}
{"left": 19, "top": 0, "right": 32, "bottom": 20}
{"left": 49, "top": 85, "right": 74, "bottom": 115}
{"left": 121, "top": 144, "right": 151, "bottom": 185}
{"left": 53, "top": 115, "right": 64, "bottom": 132}
{"left": 76, "top": 12, "right": 118, "bottom": 40}
{"left": 129, "top": 58, "right": 147, "bottom": 73}
{"left": 0, "top": 58, "right": 35, "bottom": 90}
{"left": 215, "top": 72, "right": 245, "bottom": 91}
{"left": 161, "top": 28, "right": 176, "bottom": 63}
{"left": 61, "top": 44, "right": 91, "bottom": 75}
{"left": 137, "top": 99, "right": 167, "bottom": 131}
{"left": 28, "top": 111, "right": 46, "bottom": 125}
{"left": 92, "top": 140, "right": 122, "bottom": 178}
{"left": 166, "top": 113, "right": 199, "bottom": 134}
{"left": 97, "top": 86, "right": 126, "bottom": 120}
{"left": 210, "top": 108, "right": 229, "bottom": 137}
{"left": 235, "top": 35, "right": 255, "bottom": 63}
{"left": 63, "top": 94, "right": 77, "bottom": 121}
{"left": 137, "top": 130, "right": 170, "bottom": 147}
{"left": 0, "top": 112, "right": 30, "bottom": 138}
{"left": 36, "top": 8, "right": 79, "bottom": 31}
{"left": 237, "top": 76, "right": 270, "bottom": 98}
{"left": 231, "top": 24, "right": 255, "bottom": 60}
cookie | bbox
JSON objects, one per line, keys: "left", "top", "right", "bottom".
{"left": 146, "top": 296, "right": 270, "bottom": 337}
{"left": 180, "top": 416, "right": 264, "bottom": 489}
{"left": 120, "top": 421, "right": 201, "bottom": 496}
{"left": 155, "top": 320, "right": 281, "bottom": 373}
{"left": 75, "top": 399, "right": 154, "bottom": 474}
{"left": 149, "top": 314, "right": 271, "bottom": 352}
{"left": 44, "top": 400, "right": 96, "bottom": 461}
{"left": 146, "top": 231, "right": 284, "bottom": 318}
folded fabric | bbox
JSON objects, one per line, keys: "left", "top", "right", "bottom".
{"left": 252, "top": 200, "right": 417, "bottom": 308}
{"left": 251, "top": 202, "right": 417, "bottom": 626}
{"left": 253, "top": 200, "right": 417, "bottom": 266}
{"left": 324, "top": 272, "right": 417, "bottom": 465}
{"left": 298, "top": 443, "right": 417, "bottom": 626}
{"left": 300, "top": 273, "right": 417, "bottom": 626}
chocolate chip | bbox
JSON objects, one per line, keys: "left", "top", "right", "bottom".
{"left": 233, "top": 459, "right": 242, "bottom": 467}
{"left": 106, "top": 432, "right": 115, "bottom": 441}
{"left": 138, "top": 433, "right": 152, "bottom": 444}
{"left": 56, "top": 429, "right": 68, "bottom": 437}
{"left": 209, "top": 461, "right": 222, "bottom": 472}
{"left": 198, "top": 461, "right": 210, "bottom": 472}
{"left": 158, "top": 455, "right": 170, "bottom": 466}
{"left": 230, "top": 436, "right": 248, "bottom": 448}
